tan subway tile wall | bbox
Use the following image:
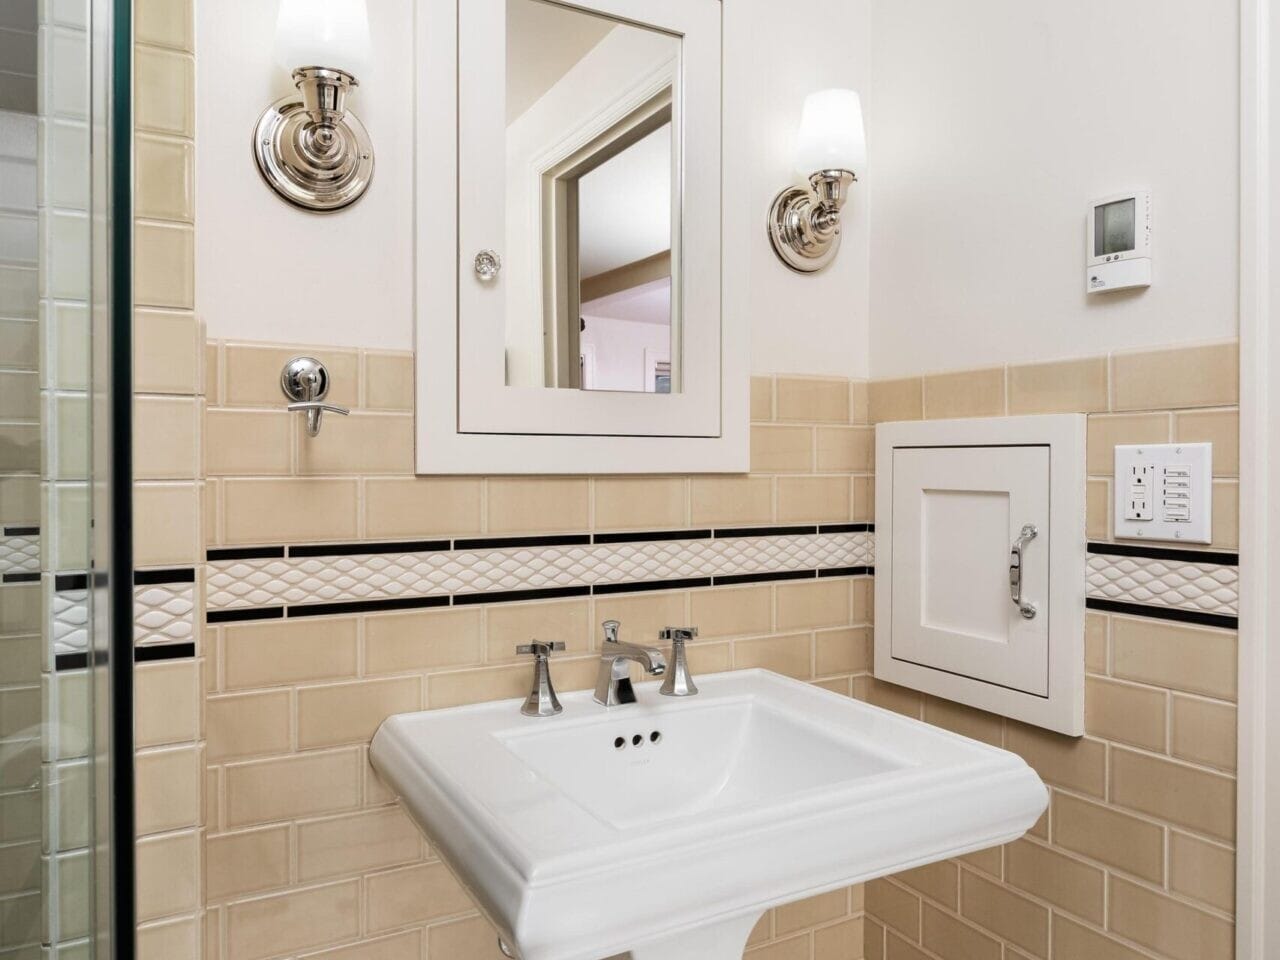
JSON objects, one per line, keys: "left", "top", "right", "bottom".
{"left": 869, "top": 339, "right": 1241, "bottom": 554}
{"left": 198, "top": 358, "right": 874, "bottom": 959}
{"left": 133, "top": 0, "right": 204, "bottom": 951}
{"left": 863, "top": 340, "right": 1239, "bottom": 960}
{"left": 203, "top": 359, "right": 874, "bottom": 542}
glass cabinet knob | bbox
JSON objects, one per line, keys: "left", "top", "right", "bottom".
{"left": 474, "top": 249, "right": 502, "bottom": 281}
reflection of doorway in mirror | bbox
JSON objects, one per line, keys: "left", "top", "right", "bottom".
{"left": 579, "top": 277, "right": 672, "bottom": 393}
{"left": 502, "top": 0, "right": 680, "bottom": 392}
{"left": 573, "top": 126, "right": 672, "bottom": 393}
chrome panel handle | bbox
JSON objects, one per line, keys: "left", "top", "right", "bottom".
{"left": 1009, "top": 524, "right": 1038, "bottom": 620}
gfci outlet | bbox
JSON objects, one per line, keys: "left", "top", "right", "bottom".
{"left": 1113, "top": 443, "right": 1212, "bottom": 544}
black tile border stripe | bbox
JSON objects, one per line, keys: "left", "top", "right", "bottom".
{"left": 207, "top": 546, "right": 286, "bottom": 561}
{"left": 713, "top": 525, "right": 817, "bottom": 539}
{"left": 593, "top": 577, "right": 713, "bottom": 595}
{"left": 713, "top": 570, "right": 816, "bottom": 586}
{"left": 819, "top": 565, "right": 875, "bottom": 578}
{"left": 207, "top": 606, "right": 285, "bottom": 624}
{"left": 134, "top": 567, "right": 196, "bottom": 585}
{"left": 1086, "top": 597, "right": 1238, "bottom": 630}
{"left": 289, "top": 540, "right": 451, "bottom": 558}
{"left": 55, "top": 652, "right": 89, "bottom": 671}
{"left": 288, "top": 596, "right": 450, "bottom": 618}
{"left": 819, "top": 523, "right": 874, "bottom": 534}
{"left": 2, "top": 572, "right": 39, "bottom": 583}
{"left": 1086, "top": 541, "right": 1238, "bottom": 566}
{"left": 3, "top": 525, "right": 38, "bottom": 536}
{"left": 453, "top": 534, "right": 592, "bottom": 550}
{"left": 592, "top": 529, "right": 712, "bottom": 544}
{"left": 56, "top": 646, "right": 192, "bottom": 670}
{"left": 56, "top": 573, "right": 89, "bottom": 591}
{"left": 134, "top": 642, "right": 196, "bottom": 662}
{"left": 453, "top": 585, "right": 591, "bottom": 606}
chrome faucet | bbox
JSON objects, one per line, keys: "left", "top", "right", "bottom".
{"left": 593, "top": 619, "right": 667, "bottom": 706}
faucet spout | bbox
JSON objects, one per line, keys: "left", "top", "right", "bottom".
{"left": 594, "top": 620, "right": 667, "bottom": 706}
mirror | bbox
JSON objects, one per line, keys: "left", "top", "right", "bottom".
{"left": 502, "top": 0, "right": 680, "bottom": 394}
{"left": 419, "top": 0, "right": 740, "bottom": 472}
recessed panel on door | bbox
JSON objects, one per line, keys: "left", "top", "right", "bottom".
{"left": 890, "top": 445, "right": 1050, "bottom": 696}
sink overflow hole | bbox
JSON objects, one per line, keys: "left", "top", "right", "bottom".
{"left": 632, "top": 734, "right": 643, "bottom": 747}
{"left": 650, "top": 731, "right": 662, "bottom": 743}
{"left": 613, "top": 737, "right": 625, "bottom": 750}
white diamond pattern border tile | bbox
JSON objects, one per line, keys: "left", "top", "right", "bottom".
{"left": 134, "top": 583, "right": 196, "bottom": 646}
{"left": 0, "top": 534, "right": 39, "bottom": 576}
{"left": 51, "top": 590, "right": 88, "bottom": 656}
{"left": 206, "top": 532, "right": 876, "bottom": 610}
{"left": 1087, "top": 553, "right": 1237, "bottom": 616}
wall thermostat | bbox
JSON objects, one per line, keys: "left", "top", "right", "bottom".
{"left": 1086, "top": 190, "right": 1151, "bottom": 294}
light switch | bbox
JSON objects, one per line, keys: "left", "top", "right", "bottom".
{"left": 1113, "top": 443, "right": 1212, "bottom": 544}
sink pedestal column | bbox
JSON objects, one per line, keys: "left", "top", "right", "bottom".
{"left": 628, "top": 913, "right": 761, "bottom": 960}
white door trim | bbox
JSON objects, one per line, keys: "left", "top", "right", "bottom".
{"left": 1236, "top": 0, "right": 1276, "bottom": 953}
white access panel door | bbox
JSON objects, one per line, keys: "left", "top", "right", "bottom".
{"left": 890, "top": 446, "right": 1050, "bottom": 696}
{"left": 875, "top": 414, "right": 1086, "bottom": 737}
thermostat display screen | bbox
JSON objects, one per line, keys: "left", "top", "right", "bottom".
{"left": 1094, "top": 198, "right": 1136, "bottom": 256}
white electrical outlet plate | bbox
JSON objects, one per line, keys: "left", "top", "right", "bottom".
{"left": 1113, "top": 443, "right": 1212, "bottom": 544}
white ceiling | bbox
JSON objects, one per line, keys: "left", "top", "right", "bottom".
{"left": 505, "top": 0, "right": 615, "bottom": 124}
{"left": 582, "top": 277, "right": 672, "bottom": 326}
{"left": 577, "top": 123, "right": 672, "bottom": 278}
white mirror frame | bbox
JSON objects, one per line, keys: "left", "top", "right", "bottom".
{"left": 414, "top": 0, "right": 747, "bottom": 475}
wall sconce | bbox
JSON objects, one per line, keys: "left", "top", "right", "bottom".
{"left": 768, "top": 89, "right": 866, "bottom": 273}
{"left": 254, "top": 0, "right": 375, "bottom": 211}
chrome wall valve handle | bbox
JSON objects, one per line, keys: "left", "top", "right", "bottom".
{"left": 659, "top": 626, "right": 699, "bottom": 697}
{"left": 516, "top": 641, "right": 566, "bottom": 717}
{"left": 280, "top": 356, "right": 350, "bottom": 437}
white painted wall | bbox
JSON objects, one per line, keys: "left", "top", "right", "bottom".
{"left": 867, "top": 0, "right": 1240, "bottom": 378}
{"left": 580, "top": 313, "right": 669, "bottom": 392}
{"left": 195, "top": 0, "right": 872, "bottom": 379}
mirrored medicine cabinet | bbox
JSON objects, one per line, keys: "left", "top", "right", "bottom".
{"left": 415, "top": 0, "right": 746, "bottom": 474}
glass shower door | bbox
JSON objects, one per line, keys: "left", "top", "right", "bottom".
{"left": 0, "top": 0, "right": 129, "bottom": 955}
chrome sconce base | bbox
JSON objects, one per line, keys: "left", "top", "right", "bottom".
{"left": 254, "top": 67, "right": 375, "bottom": 212}
{"left": 767, "top": 169, "right": 857, "bottom": 273}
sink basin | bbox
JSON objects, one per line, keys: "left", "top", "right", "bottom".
{"left": 370, "top": 669, "right": 1047, "bottom": 960}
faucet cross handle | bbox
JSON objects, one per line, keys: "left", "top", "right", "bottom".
{"left": 515, "top": 640, "right": 565, "bottom": 718}
{"left": 659, "top": 626, "right": 700, "bottom": 697}
{"left": 516, "top": 641, "right": 566, "bottom": 657}
{"left": 659, "top": 626, "right": 698, "bottom": 643}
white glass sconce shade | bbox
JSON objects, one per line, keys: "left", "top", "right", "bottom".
{"left": 254, "top": 0, "right": 376, "bottom": 210}
{"left": 793, "top": 88, "right": 866, "bottom": 177}
{"left": 275, "top": 0, "right": 372, "bottom": 78}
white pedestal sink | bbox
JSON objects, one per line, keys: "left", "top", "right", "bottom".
{"left": 370, "top": 669, "right": 1047, "bottom": 960}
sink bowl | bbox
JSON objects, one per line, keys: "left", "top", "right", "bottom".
{"left": 370, "top": 669, "right": 1047, "bottom": 960}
